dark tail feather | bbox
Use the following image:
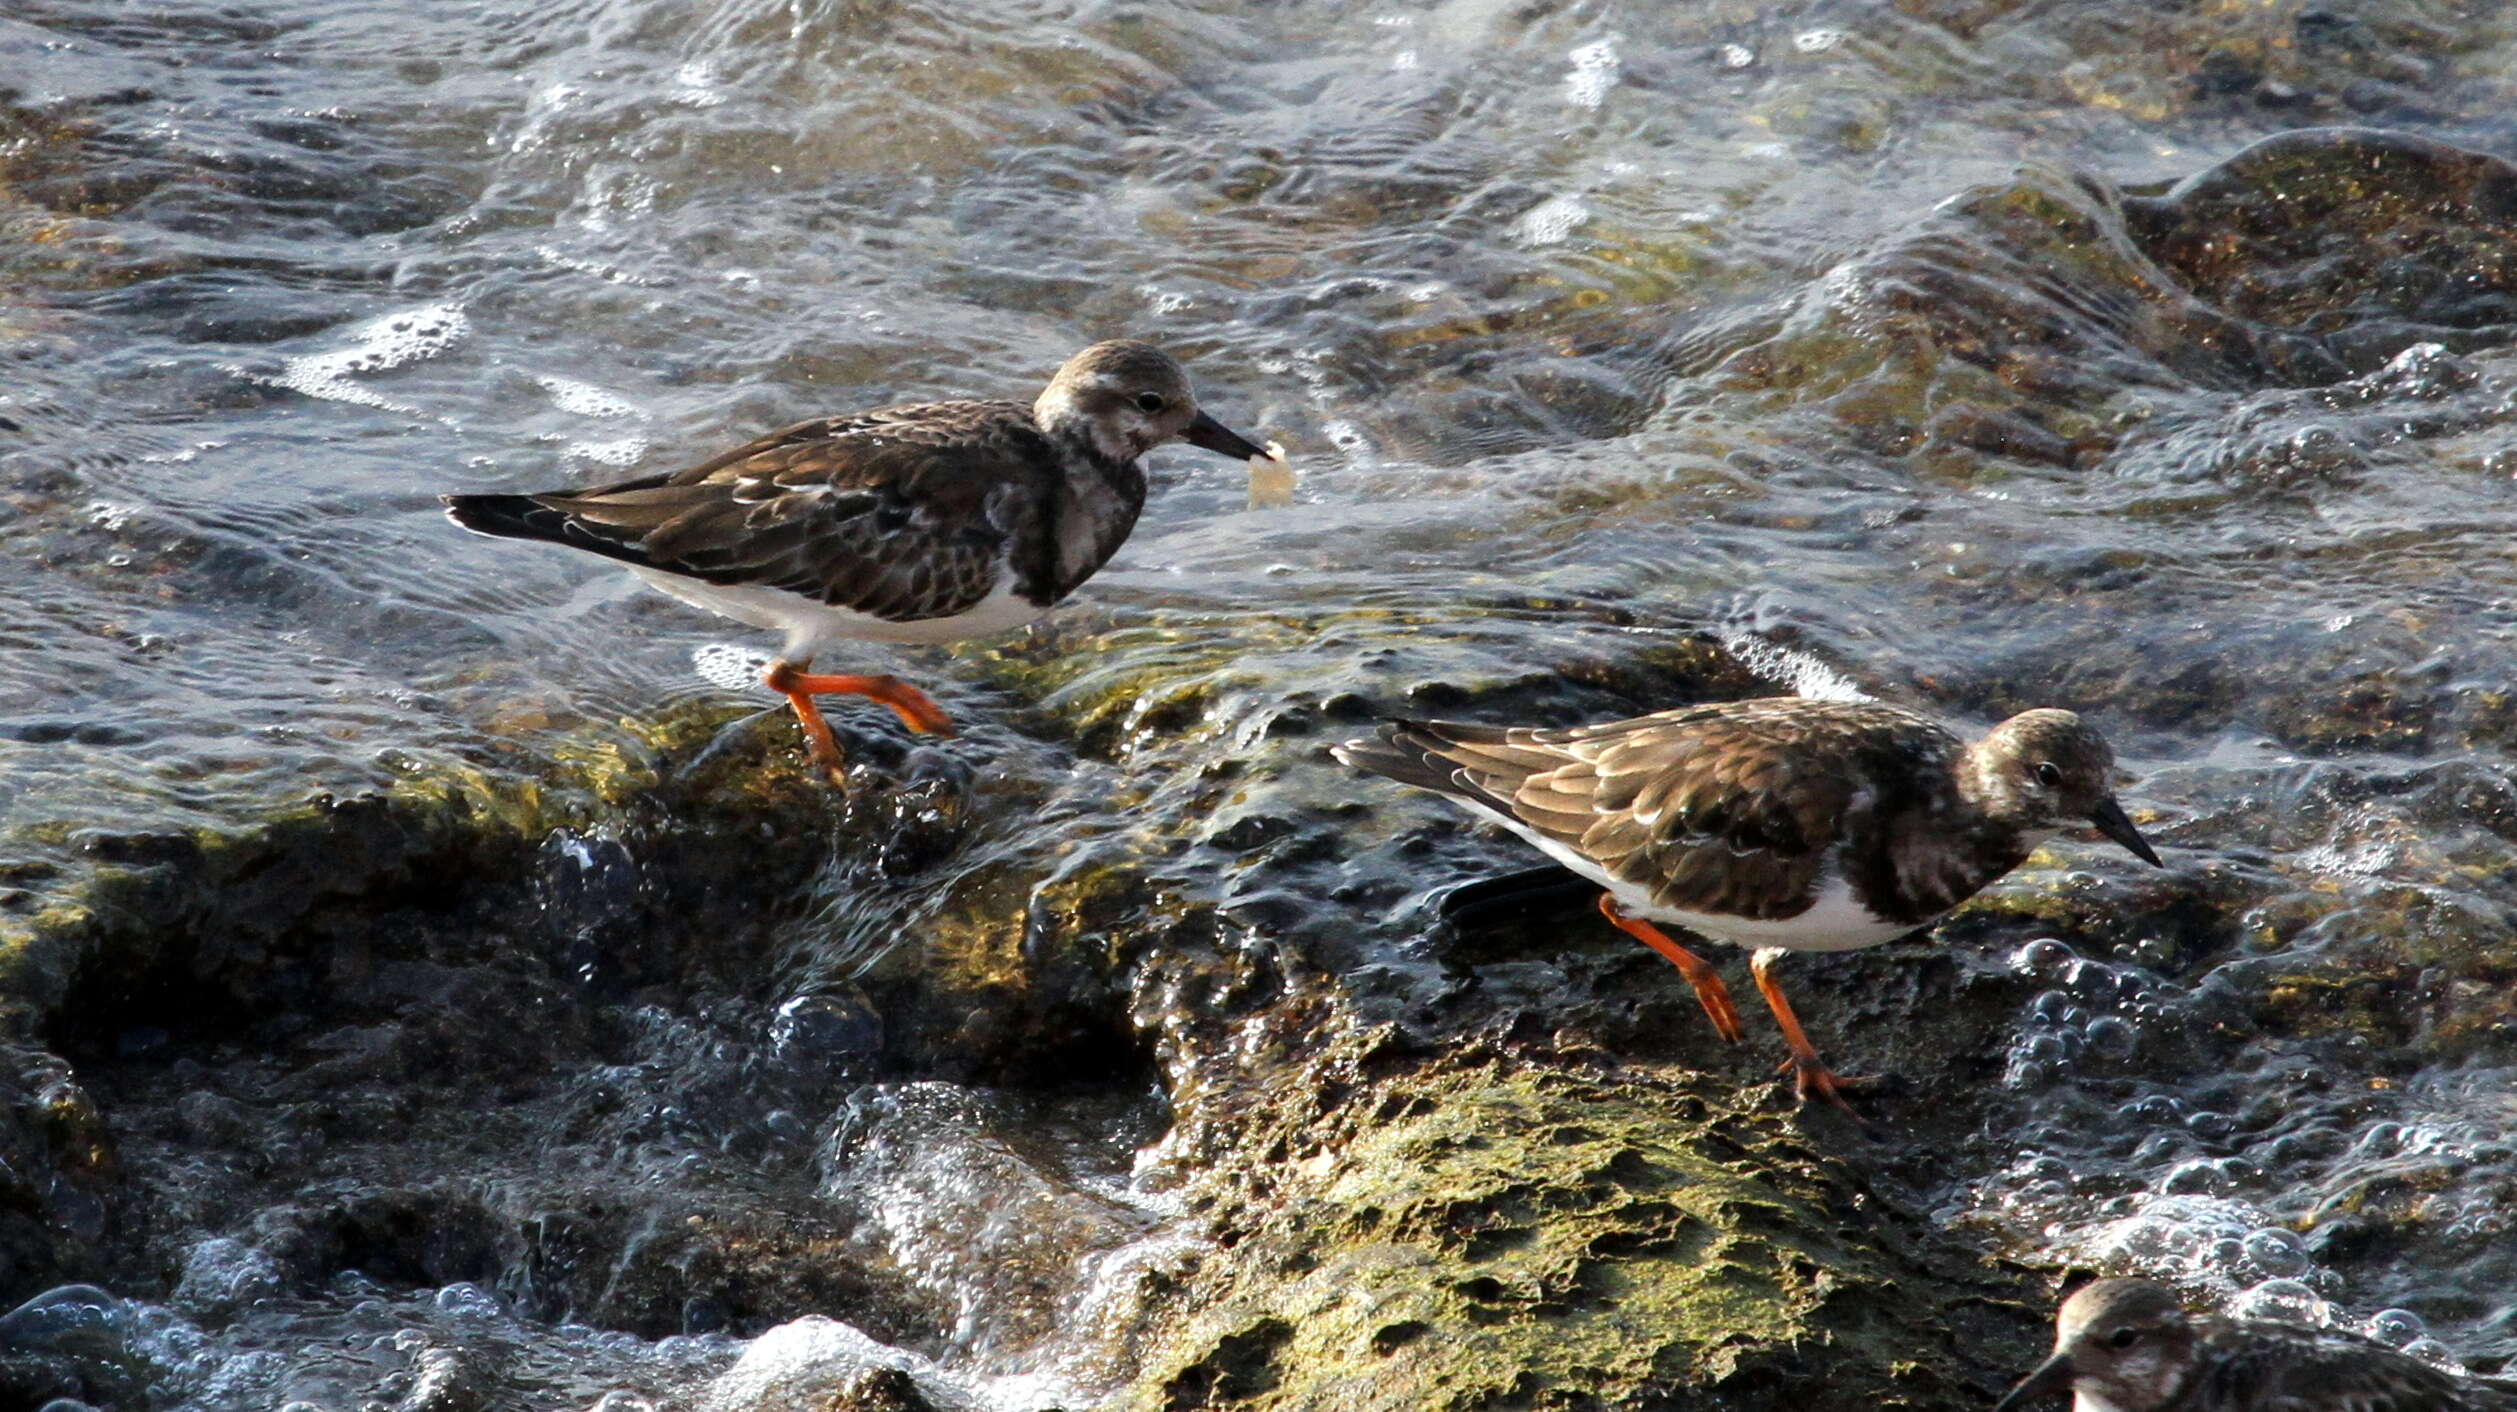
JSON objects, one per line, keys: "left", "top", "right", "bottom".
{"left": 1438, "top": 864, "right": 1593, "bottom": 932}
{"left": 1328, "top": 726, "right": 1459, "bottom": 795}
{"left": 443, "top": 492, "right": 558, "bottom": 541}
{"left": 441, "top": 493, "right": 662, "bottom": 572}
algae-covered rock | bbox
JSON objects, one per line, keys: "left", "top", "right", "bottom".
{"left": 1128, "top": 1039, "right": 2043, "bottom": 1411}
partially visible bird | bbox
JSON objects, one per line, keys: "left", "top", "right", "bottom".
{"left": 446, "top": 340, "right": 1269, "bottom": 785}
{"left": 1333, "top": 697, "right": 2162, "bottom": 1109}
{"left": 1998, "top": 1277, "right": 2517, "bottom": 1412}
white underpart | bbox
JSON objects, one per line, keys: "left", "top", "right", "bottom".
{"left": 1452, "top": 798, "right": 1924, "bottom": 953}
{"left": 629, "top": 564, "right": 1043, "bottom": 658}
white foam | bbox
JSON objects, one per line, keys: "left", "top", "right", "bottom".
{"left": 567, "top": 435, "right": 653, "bottom": 466}
{"left": 1714, "top": 627, "right": 1870, "bottom": 702}
{"left": 691, "top": 643, "right": 772, "bottom": 692}
{"left": 1512, "top": 194, "right": 1589, "bottom": 247}
{"left": 1564, "top": 38, "right": 1621, "bottom": 108}
{"left": 268, "top": 303, "right": 469, "bottom": 414}
{"left": 537, "top": 375, "right": 639, "bottom": 419}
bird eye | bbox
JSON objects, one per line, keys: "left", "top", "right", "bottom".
{"left": 2106, "top": 1328, "right": 2140, "bottom": 1349}
{"left": 1134, "top": 392, "right": 1166, "bottom": 414}
{"left": 2035, "top": 761, "right": 2063, "bottom": 788}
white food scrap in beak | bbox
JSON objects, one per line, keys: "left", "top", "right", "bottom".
{"left": 1247, "top": 441, "right": 1295, "bottom": 509}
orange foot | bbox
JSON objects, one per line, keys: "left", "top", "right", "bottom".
{"left": 1597, "top": 895, "right": 1745, "bottom": 1044}
{"left": 1772, "top": 1051, "right": 1881, "bottom": 1114}
{"left": 762, "top": 661, "right": 958, "bottom": 787}
{"left": 1749, "top": 948, "right": 1875, "bottom": 1116}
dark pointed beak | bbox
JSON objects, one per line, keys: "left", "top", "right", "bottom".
{"left": 1992, "top": 1351, "right": 2075, "bottom": 1412}
{"left": 2089, "top": 796, "right": 2163, "bottom": 867}
{"left": 1183, "top": 410, "right": 1268, "bottom": 461}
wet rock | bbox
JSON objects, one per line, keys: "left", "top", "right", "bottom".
{"left": 1121, "top": 1038, "right": 2045, "bottom": 1410}
{"left": 2128, "top": 129, "right": 2517, "bottom": 371}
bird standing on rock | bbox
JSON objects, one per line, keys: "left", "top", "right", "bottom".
{"left": 445, "top": 340, "right": 1273, "bottom": 785}
{"left": 1997, "top": 1277, "right": 2517, "bottom": 1412}
{"left": 1334, "top": 697, "right": 2162, "bottom": 1110}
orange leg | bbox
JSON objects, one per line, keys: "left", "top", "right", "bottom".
{"left": 1748, "top": 948, "right": 1870, "bottom": 1113}
{"left": 762, "top": 661, "right": 957, "bottom": 786}
{"left": 1596, "top": 895, "right": 1745, "bottom": 1044}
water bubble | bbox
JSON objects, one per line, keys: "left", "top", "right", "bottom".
{"left": 2159, "top": 1159, "right": 2236, "bottom": 1196}
{"left": 2401, "top": 1337, "right": 2466, "bottom": 1374}
{"left": 0, "top": 1285, "right": 124, "bottom": 1354}
{"left": 2015, "top": 938, "right": 2073, "bottom": 976}
{"left": 2123, "top": 1094, "right": 2183, "bottom": 1123}
{"left": 771, "top": 992, "right": 884, "bottom": 1068}
{"left": 2240, "top": 1228, "right": 2308, "bottom": 1278}
{"left": 2013, "top": 1155, "right": 2071, "bottom": 1185}
{"left": 2186, "top": 1110, "right": 2234, "bottom": 1141}
{"left": 2197, "top": 1235, "right": 2245, "bottom": 1273}
{"left": 589, "top": 1393, "right": 656, "bottom": 1412}
{"left": 2365, "top": 1308, "right": 2426, "bottom": 1347}
{"left": 2229, "top": 1278, "right": 2330, "bottom": 1326}
{"left": 433, "top": 1283, "right": 503, "bottom": 1320}
{"left": 2085, "top": 1016, "right": 2136, "bottom": 1059}
{"left": 173, "top": 1237, "right": 283, "bottom": 1317}
{"left": 2133, "top": 1133, "right": 2188, "bottom": 1167}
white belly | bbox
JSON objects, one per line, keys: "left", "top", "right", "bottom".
{"left": 1466, "top": 804, "right": 1923, "bottom": 953}
{"left": 629, "top": 566, "right": 1046, "bottom": 657}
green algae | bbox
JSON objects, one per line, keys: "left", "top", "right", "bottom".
{"left": 1127, "top": 1041, "right": 2045, "bottom": 1411}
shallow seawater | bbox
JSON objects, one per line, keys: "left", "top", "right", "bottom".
{"left": 8, "top": 0, "right": 2517, "bottom": 1405}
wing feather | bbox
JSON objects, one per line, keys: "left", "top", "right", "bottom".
{"left": 1345, "top": 699, "right": 1957, "bottom": 922}
{"left": 484, "top": 400, "right": 1046, "bottom": 623}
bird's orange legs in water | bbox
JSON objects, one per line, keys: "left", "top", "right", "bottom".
{"left": 1596, "top": 895, "right": 1745, "bottom": 1043}
{"left": 763, "top": 661, "right": 957, "bottom": 786}
{"left": 1748, "top": 948, "right": 1865, "bottom": 1114}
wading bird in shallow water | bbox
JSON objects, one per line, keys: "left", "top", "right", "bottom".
{"left": 446, "top": 340, "right": 1270, "bottom": 785}
{"left": 1332, "top": 697, "right": 2162, "bottom": 1110}
{"left": 1998, "top": 1278, "right": 2517, "bottom": 1412}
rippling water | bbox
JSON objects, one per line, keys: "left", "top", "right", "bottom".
{"left": 9, "top": 0, "right": 2517, "bottom": 1406}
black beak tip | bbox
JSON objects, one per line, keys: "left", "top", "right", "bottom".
{"left": 1184, "top": 410, "right": 1268, "bottom": 462}
{"left": 2090, "top": 797, "right": 2164, "bottom": 868}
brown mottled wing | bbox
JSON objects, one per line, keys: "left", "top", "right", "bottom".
{"left": 509, "top": 400, "right": 1047, "bottom": 622}
{"left": 1384, "top": 700, "right": 1949, "bottom": 921}
{"left": 2188, "top": 1325, "right": 2517, "bottom": 1412}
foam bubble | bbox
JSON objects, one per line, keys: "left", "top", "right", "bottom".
{"left": 1512, "top": 194, "right": 1590, "bottom": 247}
{"left": 568, "top": 435, "right": 653, "bottom": 466}
{"left": 268, "top": 303, "right": 469, "bottom": 414}
{"left": 537, "top": 375, "right": 639, "bottom": 419}
{"left": 1713, "top": 628, "right": 1870, "bottom": 702}
{"left": 2227, "top": 1277, "right": 2332, "bottom": 1326}
{"left": 692, "top": 643, "right": 772, "bottom": 693}
{"left": 1564, "top": 38, "right": 1621, "bottom": 108}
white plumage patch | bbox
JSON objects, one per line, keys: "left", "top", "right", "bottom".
{"left": 1449, "top": 797, "right": 1922, "bottom": 954}
{"left": 630, "top": 565, "right": 1044, "bottom": 657}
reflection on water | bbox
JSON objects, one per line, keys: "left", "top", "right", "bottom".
{"left": 8, "top": 0, "right": 2517, "bottom": 1405}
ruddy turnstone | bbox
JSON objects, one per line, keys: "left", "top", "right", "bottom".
{"left": 1332, "top": 698, "right": 2162, "bottom": 1109}
{"left": 1998, "top": 1278, "right": 2517, "bottom": 1412}
{"left": 445, "top": 340, "right": 1270, "bottom": 784}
